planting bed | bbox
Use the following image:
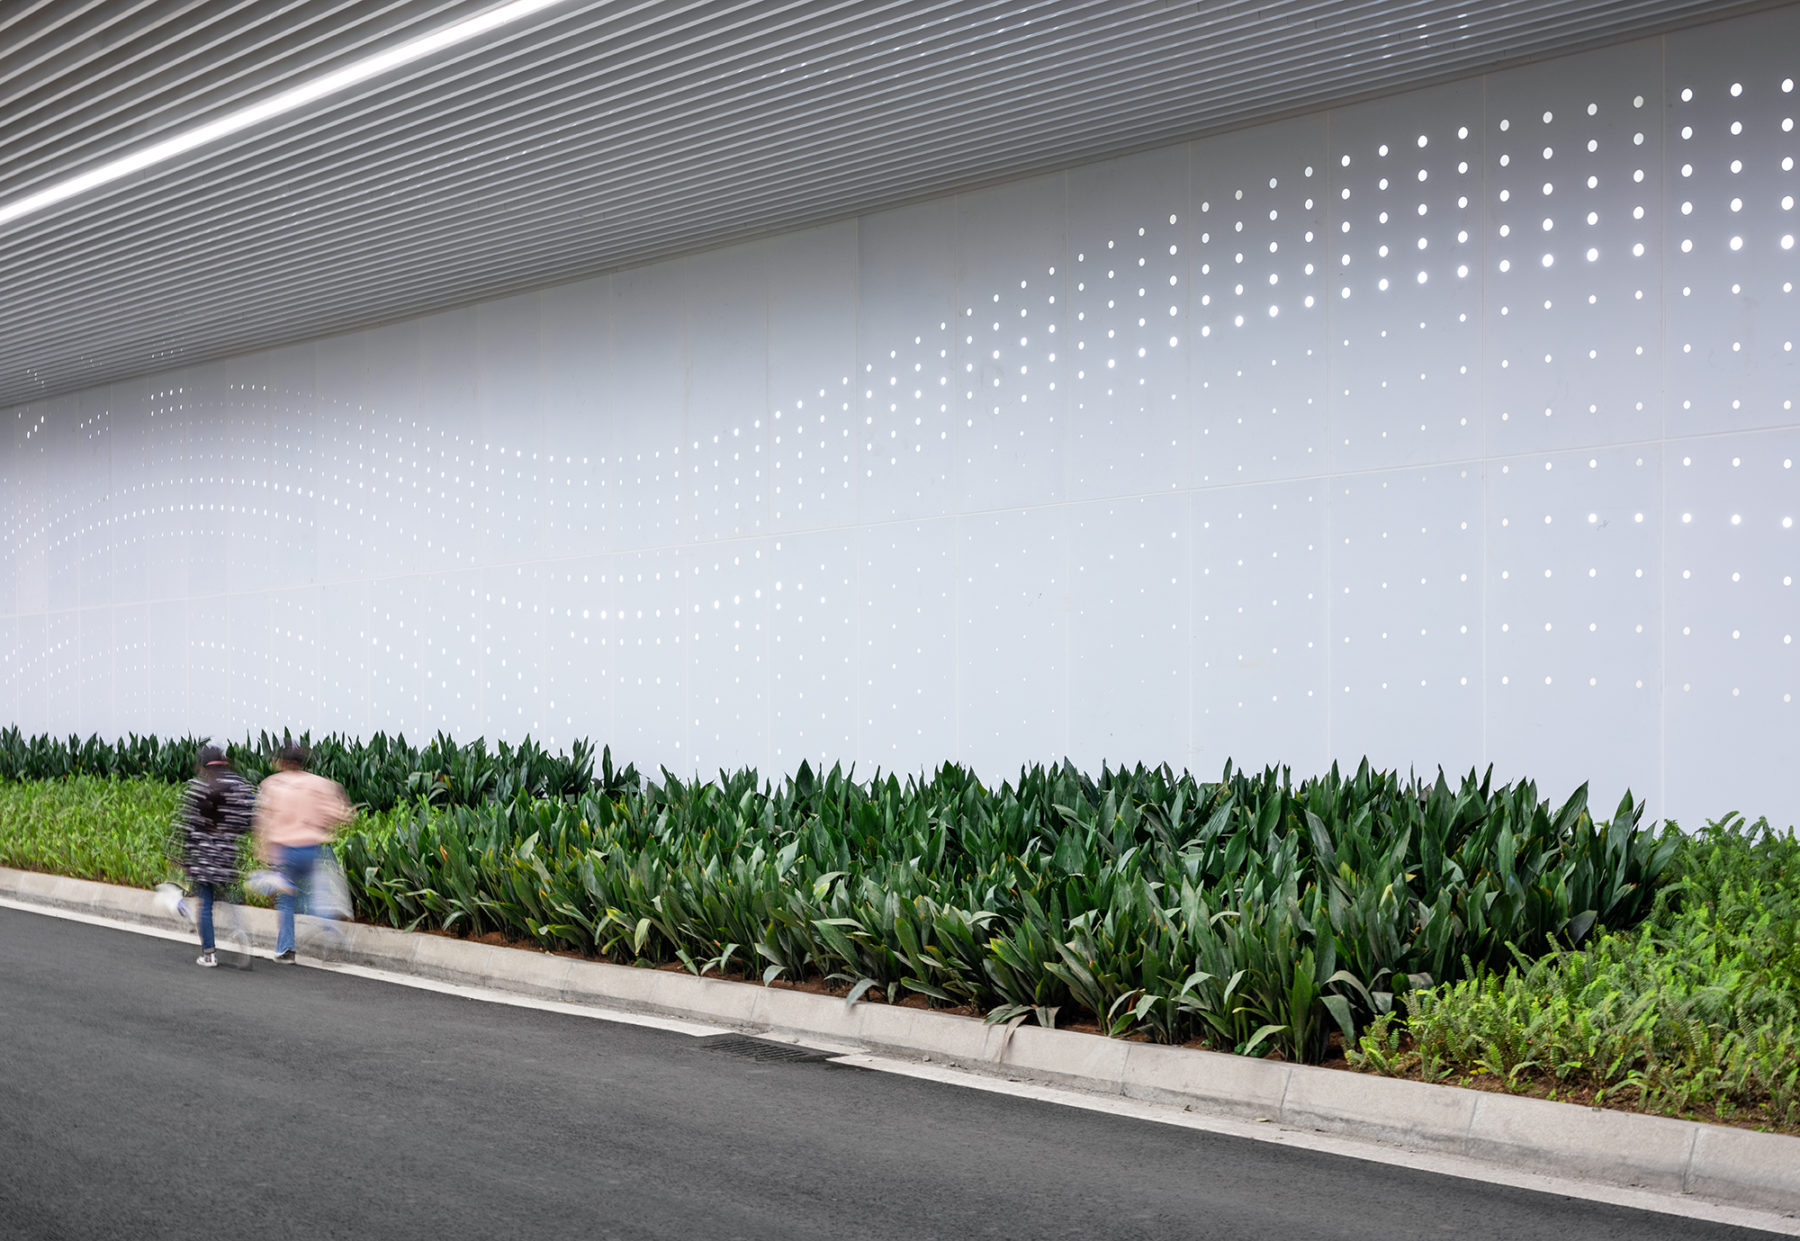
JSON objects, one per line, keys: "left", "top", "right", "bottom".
{"left": 2, "top": 727, "right": 1793, "bottom": 1133}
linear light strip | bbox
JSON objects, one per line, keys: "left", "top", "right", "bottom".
{"left": 0, "top": 0, "right": 1023, "bottom": 278}
{"left": 0, "top": 0, "right": 574, "bottom": 229}
{"left": 0, "top": 1, "right": 470, "bottom": 199}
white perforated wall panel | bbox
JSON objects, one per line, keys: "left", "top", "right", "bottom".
{"left": 3, "top": 11, "right": 1797, "bottom": 828}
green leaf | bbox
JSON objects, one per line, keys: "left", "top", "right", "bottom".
{"left": 1321, "top": 993, "right": 1357, "bottom": 1045}
{"left": 1242, "top": 1024, "right": 1288, "bottom": 1058}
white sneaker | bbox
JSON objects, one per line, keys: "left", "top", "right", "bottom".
{"left": 153, "top": 883, "right": 184, "bottom": 917}
{"left": 196, "top": 951, "right": 217, "bottom": 968}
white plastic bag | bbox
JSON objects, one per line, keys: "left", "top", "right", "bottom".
{"left": 245, "top": 868, "right": 295, "bottom": 898}
{"left": 311, "top": 852, "right": 351, "bottom": 921}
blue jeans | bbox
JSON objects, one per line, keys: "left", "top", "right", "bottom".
{"left": 273, "top": 843, "right": 327, "bottom": 955}
{"left": 195, "top": 882, "right": 221, "bottom": 952}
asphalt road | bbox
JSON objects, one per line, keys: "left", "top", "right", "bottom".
{"left": 0, "top": 907, "right": 1781, "bottom": 1241}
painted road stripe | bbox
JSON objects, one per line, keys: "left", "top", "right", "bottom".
{"left": 0, "top": 896, "right": 721, "bottom": 1037}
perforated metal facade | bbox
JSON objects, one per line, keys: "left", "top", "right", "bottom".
{"left": 3, "top": 7, "right": 1796, "bottom": 827}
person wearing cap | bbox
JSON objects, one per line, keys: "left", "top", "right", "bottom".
{"left": 253, "top": 739, "right": 353, "bottom": 964}
{"left": 176, "top": 745, "right": 256, "bottom": 968}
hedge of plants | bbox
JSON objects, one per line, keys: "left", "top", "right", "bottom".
{"left": 0, "top": 726, "right": 633, "bottom": 810}
{"left": 0, "top": 728, "right": 1674, "bottom": 1067}
{"left": 341, "top": 755, "right": 1674, "bottom": 1063}
{"left": 1351, "top": 814, "right": 1800, "bottom": 1129}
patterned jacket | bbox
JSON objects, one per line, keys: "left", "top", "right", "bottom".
{"left": 179, "top": 770, "right": 256, "bottom": 885}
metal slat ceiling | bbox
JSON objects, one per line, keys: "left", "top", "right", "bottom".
{"left": 0, "top": 0, "right": 1785, "bottom": 409}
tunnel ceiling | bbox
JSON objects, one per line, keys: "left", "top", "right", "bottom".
{"left": 0, "top": 0, "right": 1788, "bottom": 409}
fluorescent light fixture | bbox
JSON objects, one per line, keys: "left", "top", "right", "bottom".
{"left": 0, "top": 0, "right": 575, "bottom": 230}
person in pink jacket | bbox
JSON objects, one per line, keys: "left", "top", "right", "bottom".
{"left": 253, "top": 739, "right": 353, "bottom": 963}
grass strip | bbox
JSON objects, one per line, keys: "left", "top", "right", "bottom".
{"left": 0, "top": 776, "right": 181, "bottom": 889}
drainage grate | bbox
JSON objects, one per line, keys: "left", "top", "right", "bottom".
{"left": 698, "top": 1034, "right": 833, "bottom": 1064}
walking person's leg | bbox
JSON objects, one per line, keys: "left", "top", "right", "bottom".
{"left": 275, "top": 843, "right": 320, "bottom": 961}
{"left": 275, "top": 845, "right": 298, "bottom": 958}
{"left": 294, "top": 844, "right": 318, "bottom": 917}
{"left": 195, "top": 882, "right": 217, "bottom": 966}
{"left": 292, "top": 844, "right": 321, "bottom": 955}
{"left": 218, "top": 886, "right": 252, "bottom": 968}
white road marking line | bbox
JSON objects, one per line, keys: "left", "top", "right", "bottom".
{"left": 813, "top": 1050, "right": 1800, "bottom": 1234}
{"left": 0, "top": 897, "right": 197, "bottom": 943}
{"left": 0, "top": 896, "right": 722, "bottom": 1037}
{"left": 8, "top": 894, "right": 1798, "bottom": 1233}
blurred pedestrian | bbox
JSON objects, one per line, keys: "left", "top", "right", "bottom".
{"left": 254, "top": 738, "right": 353, "bottom": 964}
{"left": 174, "top": 744, "right": 255, "bottom": 968}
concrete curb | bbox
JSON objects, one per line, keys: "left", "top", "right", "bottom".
{"left": 7, "top": 866, "right": 1798, "bottom": 1216}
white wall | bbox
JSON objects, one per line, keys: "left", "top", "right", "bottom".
{"left": 3, "top": 9, "right": 1797, "bottom": 827}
